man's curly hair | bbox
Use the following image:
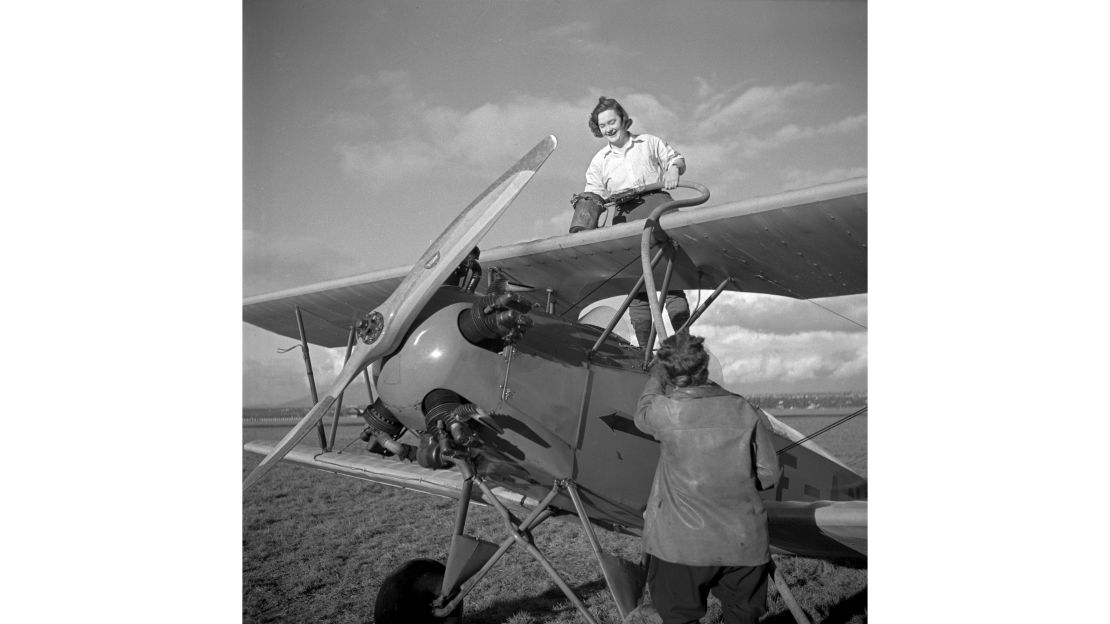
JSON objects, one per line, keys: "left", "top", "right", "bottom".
{"left": 656, "top": 332, "right": 710, "bottom": 387}
{"left": 588, "top": 96, "right": 633, "bottom": 138}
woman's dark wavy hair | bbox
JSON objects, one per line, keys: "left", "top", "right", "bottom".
{"left": 588, "top": 96, "right": 633, "bottom": 138}
{"left": 656, "top": 332, "right": 710, "bottom": 387}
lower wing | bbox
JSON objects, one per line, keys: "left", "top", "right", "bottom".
{"left": 765, "top": 500, "right": 867, "bottom": 562}
{"left": 245, "top": 441, "right": 867, "bottom": 563}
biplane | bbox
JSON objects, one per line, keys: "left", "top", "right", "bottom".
{"left": 243, "top": 135, "right": 867, "bottom": 623}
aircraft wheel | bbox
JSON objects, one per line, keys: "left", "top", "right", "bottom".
{"left": 373, "top": 558, "right": 462, "bottom": 624}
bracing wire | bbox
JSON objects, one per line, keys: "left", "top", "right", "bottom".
{"left": 336, "top": 433, "right": 363, "bottom": 454}
{"left": 755, "top": 274, "right": 867, "bottom": 330}
{"left": 557, "top": 253, "right": 645, "bottom": 319}
{"left": 775, "top": 406, "right": 867, "bottom": 456}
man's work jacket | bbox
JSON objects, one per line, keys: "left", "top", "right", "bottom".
{"left": 634, "top": 377, "right": 779, "bottom": 567}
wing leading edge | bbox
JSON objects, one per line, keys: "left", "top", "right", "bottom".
{"left": 243, "top": 440, "right": 544, "bottom": 516}
{"left": 244, "top": 178, "right": 866, "bottom": 347}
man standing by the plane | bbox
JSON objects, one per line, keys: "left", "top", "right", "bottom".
{"left": 635, "top": 332, "right": 780, "bottom": 624}
{"left": 578, "top": 96, "right": 689, "bottom": 348}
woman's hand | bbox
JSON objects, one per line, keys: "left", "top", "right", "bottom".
{"left": 663, "top": 164, "right": 681, "bottom": 190}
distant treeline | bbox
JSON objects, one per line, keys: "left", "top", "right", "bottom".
{"left": 748, "top": 392, "right": 867, "bottom": 410}
{"left": 243, "top": 406, "right": 362, "bottom": 420}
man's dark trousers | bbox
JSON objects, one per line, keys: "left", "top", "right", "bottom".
{"left": 648, "top": 555, "right": 770, "bottom": 624}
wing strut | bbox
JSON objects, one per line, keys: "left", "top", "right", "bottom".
{"left": 425, "top": 454, "right": 649, "bottom": 624}
{"left": 642, "top": 241, "right": 679, "bottom": 368}
{"left": 770, "top": 564, "right": 814, "bottom": 624}
{"left": 290, "top": 307, "right": 359, "bottom": 453}
{"left": 564, "top": 480, "right": 646, "bottom": 619}
{"left": 329, "top": 327, "right": 359, "bottom": 451}
{"left": 430, "top": 459, "right": 597, "bottom": 622}
{"left": 585, "top": 245, "right": 666, "bottom": 358}
{"left": 293, "top": 305, "right": 327, "bottom": 450}
{"left": 639, "top": 275, "right": 736, "bottom": 371}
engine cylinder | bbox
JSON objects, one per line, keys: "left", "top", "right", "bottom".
{"left": 457, "top": 292, "right": 533, "bottom": 344}
{"left": 422, "top": 389, "right": 462, "bottom": 431}
{"left": 416, "top": 389, "right": 463, "bottom": 469}
{"left": 360, "top": 399, "right": 404, "bottom": 439}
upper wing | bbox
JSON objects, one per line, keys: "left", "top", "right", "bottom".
{"left": 244, "top": 178, "right": 867, "bottom": 347}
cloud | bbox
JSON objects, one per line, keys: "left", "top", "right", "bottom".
{"left": 324, "top": 73, "right": 865, "bottom": 215}
{"left": 620, "top": 92, "right": 683, "bottom": 136}
{"left": 578, "top": 79, "right": 867, "bottom": 197}
{"left": 330, "top": 78, "right": 588, "bottom": 189}
{"left": 741, "top": 114, "right": 868, "bottom": 158}
{"left": 323, "top": 111, "right": 378, "bottom": 133}
{"left": 243, "top": 230, "right": 364, "bottom": 295}
{"left": 567, "top": 292, "right": 866, "bottom": 392}
{"left": 672, "top": 138, "right": 742, "bottom": 171}
{"left": 697, "top": 292, "right": 868, "bottom": 334}
{"left": 534, "top": 210, "right": 570, "bottom": 236}
{"left": 535, "top": 21, "right": 594, "bottom": 39}
{"left": 683, "top": 292, "right": 866, "bottom": 392}
{"left": 534, "top": 21, "right": 633, "bottom": 58}
{"left": 691, "top": 82, "right": 832, "bottom": 138}
{"left": 822, "top": 114, "right": 868, "bottom": 134}
{"left": 347, "top": 69, "right": 414, "bottom": 101}
{"left": 243, "top": 341, "right": 355, "bottom": 407}
{"left": 448, "top": 98, "right": 582, "bottom": 167}
{"left": 335, "top": 140, "right": 443, "bottom": 183}
{"left": 694, "top": 323, "right": 867, "bottom": 390}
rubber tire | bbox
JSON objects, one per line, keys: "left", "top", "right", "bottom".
{"left": 373, "top": 558, "right": 463, "bottom": 624}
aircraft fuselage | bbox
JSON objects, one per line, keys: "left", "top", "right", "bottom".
{"left": 374, "top": 287, "right": 867, "bottom": 540}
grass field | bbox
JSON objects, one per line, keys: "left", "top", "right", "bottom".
{"left": 243, "top": 421, "right": 866, "bottom": 623}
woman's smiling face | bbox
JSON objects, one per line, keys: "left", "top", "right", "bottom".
{"left": 597, "top": 109, "right": 629, "bottom": 146}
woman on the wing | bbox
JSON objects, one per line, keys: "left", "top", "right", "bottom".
{"left": 582, "top": 96, "right": 689, "bottom": 348}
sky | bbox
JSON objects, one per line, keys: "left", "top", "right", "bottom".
{"left": 243, "top": 0, "right": 868, "bottom": 405}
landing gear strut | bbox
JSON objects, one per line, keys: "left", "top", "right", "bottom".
{"left": 393, "top": 452, "right": 647, "bottom": 624}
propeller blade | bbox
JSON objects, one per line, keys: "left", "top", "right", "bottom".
{"left": 367, "top": 135, "right": 556, "bottom": 351}
{"left": 242, "top": 340, "right": 378, "bottom": 491}
{"left": 244, "top": 135, "right": 557, "bottom": 491}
